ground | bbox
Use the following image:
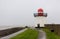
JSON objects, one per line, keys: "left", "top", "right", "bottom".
{"left": 10, "top": 28, "right": 39, "bottom": 39}
{"left": 1, "top": 28, "right": 60, "bottom": 39}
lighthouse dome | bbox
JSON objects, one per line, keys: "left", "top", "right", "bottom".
{"left": 38, "top": 8, "right": 44, "bottom": 13}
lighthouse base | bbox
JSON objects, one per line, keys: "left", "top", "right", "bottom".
{"left": 35, "top": 24, "right": 45, "bottom": 29}
{"left": 35, "top": 27, "right": 45, "bottom": 29}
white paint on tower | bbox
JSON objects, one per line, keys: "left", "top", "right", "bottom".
{"left": 35, "top": 17, "right": 47, "bottom": 27}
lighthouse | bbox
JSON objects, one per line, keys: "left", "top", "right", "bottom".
{"left": 34, "top": 8, "right": 47, "bottom": 28}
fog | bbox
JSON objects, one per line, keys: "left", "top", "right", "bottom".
{"left": 0, "top": 0, "right": 60, "bottom": 27}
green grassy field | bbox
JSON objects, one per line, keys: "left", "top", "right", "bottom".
{"left": 10, "top": 28, "right": 39, "bottom": 39}
{"left": 43, "top": 29, "right": 60, "bottom": 39}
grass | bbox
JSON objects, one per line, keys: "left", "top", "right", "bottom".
{"left": 43, "top": 28, "right": 60, "bottom": 39}
{"left": 10, "top": 28, "right": 39, "bottom": 39}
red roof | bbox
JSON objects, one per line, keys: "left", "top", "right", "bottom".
{"left": 38, "top": 8, "right": 44, "bottom": 13}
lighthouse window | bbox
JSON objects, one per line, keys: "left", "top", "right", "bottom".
{"left": 34, "top": 13, "right": 38, "bottom": 17}
{"left": 38, "top": 13, "right": 43, "bottom": 16}
{"left": 43, "top": 13, "right": 47, "bottom": 17}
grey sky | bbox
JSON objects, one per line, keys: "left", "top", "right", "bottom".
{"left": 0, "top": 0, "right": 60, "bottom": 26}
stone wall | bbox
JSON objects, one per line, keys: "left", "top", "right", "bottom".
{"left": 0, "top": 27, "right": 25, "bottom": 38}
{"left": 45, "top": 24, "right": 60, "bottom": 35}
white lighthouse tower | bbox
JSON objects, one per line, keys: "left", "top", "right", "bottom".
{"left": 34, "top": 8, "right": 47, "bottom": 28}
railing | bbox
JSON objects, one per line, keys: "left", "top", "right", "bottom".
{"left": 34, "top": 13, "right": 47, "bottom": 17}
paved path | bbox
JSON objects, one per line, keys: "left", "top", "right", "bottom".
{"left": 38, "top": 30, "right": 46, "bottom": 39}
{"left": 0, "top": 28, "right": 27, "bottom": 39}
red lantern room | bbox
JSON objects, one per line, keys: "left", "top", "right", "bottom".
{"left": 34, "top": 8, "right": 47, "bottom": 17}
